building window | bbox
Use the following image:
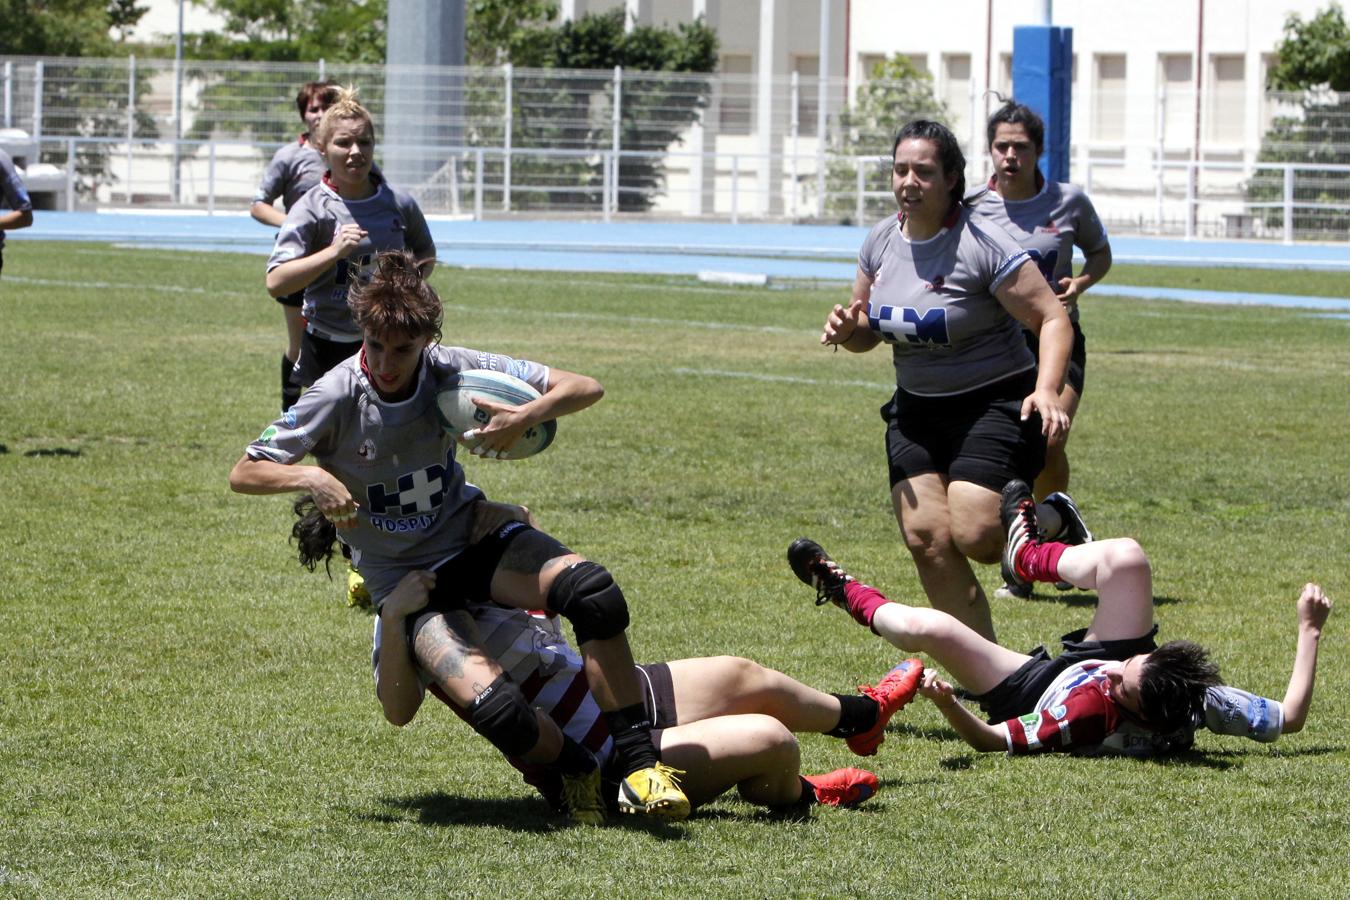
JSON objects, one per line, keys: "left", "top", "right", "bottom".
{"left": 719, "top": 54, "right": 753, "bottom": 135}
{"left": 1092, "top": 54, "right": 1127, "bottom": 143}
{"left": 1159, "top": 53, "right": 1194, "bottom": 149}
{"left": 1208, "top": 54, "right": 1245, "bottom": 144}
{"left": 941, "top": 53, "right": 972, "bottom": 139}
{"left": 858, "top": 53, "right": 887, "bottom": 82}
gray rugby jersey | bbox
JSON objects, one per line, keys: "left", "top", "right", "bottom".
{"left": 252, "top": 135, "right": 327, "bottom": 211}
{"left": 268, "top": 177, "right": 435, "bottom": 340}
{"left": 969, "top": 181, "right": 1108, "bottom": 323}
{"left": 0, "top": 149, "right": 32, "bottom": 252}
{"left": 859, "top": 207, "right": 1034, "bottom": 397}
{"left": 245, "top": 344, "right": 549, "bottom": 603}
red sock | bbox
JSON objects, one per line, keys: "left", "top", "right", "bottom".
{"left": 843, "top": 582, "right": 891, "bottom": 630}
{"left": 1016, "top": 541, "right": 1069, "bottom": 584}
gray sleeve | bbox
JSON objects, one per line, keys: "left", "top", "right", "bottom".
{"left": 436, "top": 345, "right": 550, "bottom": 395}
{"left": 1067, "top": 185, "right": 1109, "bottom": 253}
{"left": 244, "top": 375, "right": 344, "bottom": 463}
{"left": 398, "top": 193, "right": 436, "bottom": 261}
{"left": 856, "top": 218, "right": 889, "bottom": 278}
{"left": 267, "top": 194, "right": 322, "bottom": 272}
{"left": 970, "top": 219, "right": 1032, "bottom": 294}
{"left": 253, "top": 145, "right": 290, "bottom": 205}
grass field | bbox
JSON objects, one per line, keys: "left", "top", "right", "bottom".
{"left": 1, "top": 242, "right": 1347, "bottom": 898}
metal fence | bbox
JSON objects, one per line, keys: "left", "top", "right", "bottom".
{"left": 3, "top": 55, "right": 1349, "bottom": 241}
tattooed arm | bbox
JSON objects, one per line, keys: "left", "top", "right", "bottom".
{"left": 377, "top": 571, "right": 434, "bottom": 726}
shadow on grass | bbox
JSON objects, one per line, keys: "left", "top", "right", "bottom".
{"left": 22, "top": 446, "right": 83, "bottom": 458}
{"left": 366, "top": 792, "right": 561, "bottom": 833}
{"left": 366, "top": 791, "right": 689, "bottom": 837}
{"left": 1019, "top": 591, "right": 1183, "bottom": 608}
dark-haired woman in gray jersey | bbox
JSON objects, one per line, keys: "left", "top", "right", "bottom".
{"left": 971, "top": 100, "right": 1112, "bottom": 516}
{"left": 820, "top": 120, "right": 1072, "bottom": 641}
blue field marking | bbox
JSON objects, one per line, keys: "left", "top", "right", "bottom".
{"left": 14, "top": 212, "right": 1350, "bottom": 310}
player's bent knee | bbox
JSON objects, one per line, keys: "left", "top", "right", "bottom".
{"left": 468, "top": 676, "right": 540, "bottom": 757}
{"left": 1102, "top": 538, "right": 1149, "bottom": 574}
{"left": 546, "top": 560, "right": 629, "bottom": 644}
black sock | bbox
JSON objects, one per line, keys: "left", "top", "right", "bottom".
{"left": 825, "top": 693, "right": 880, "bottom": 738}
{"left": 604, "top": 703, "right": 658, "bottom": 774}
{"left": 554, "top": 735, "right": 599, "bottom": 775}
{"left": 798, "top": 776, "right": 820, "bottom": 805}
{"left": 281, "top": 354, "right": 300, "bottom": 412}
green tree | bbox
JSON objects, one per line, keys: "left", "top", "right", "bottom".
{"left": 821, "top": 55, "right": 947, "bottom": 223}
{"left": 1245, "top": 3, "right": 1350, "bottom": 238}
{"left": 185, "top": 0, "right": 386, "bottom": 63}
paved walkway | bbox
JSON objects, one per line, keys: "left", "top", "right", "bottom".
{"left": 13, "top": 211, "right": 1350, "bottom": 310}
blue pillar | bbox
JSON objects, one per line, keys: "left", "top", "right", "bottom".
{"left": 1012, "top": 25, "right": 1072, "bottom": 183}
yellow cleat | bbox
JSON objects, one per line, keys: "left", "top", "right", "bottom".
{"left": 346, "top": 564, "right": 373, "bottom": 610}
{"left": 617, "top": 763, "right": 690, "bottom": 820}
{"left": 560, "top": 767, "right": 606, "bottom": 826}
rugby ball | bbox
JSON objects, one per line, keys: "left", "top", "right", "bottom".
{"left": 435, "top": 369, "right": 557, "bottom": 460}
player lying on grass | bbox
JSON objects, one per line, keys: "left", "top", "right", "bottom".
{"left": 789, "top": 479, "right": 1332, "bottom": 756}
{"left": 293, "top": 498, "right": 925, "bottom": 822}
{"left": 232, "top": 250, "right": 687, "bottom": 820}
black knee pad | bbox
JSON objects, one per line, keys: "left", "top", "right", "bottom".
{"left": 546, "top": 561, "right": 629, "bottom": 645}
{"left": 468, "top": 676, "right": 539, "bottom": 758}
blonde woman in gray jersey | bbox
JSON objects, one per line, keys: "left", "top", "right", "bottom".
{"left": 250, "top": 80, "right": 338, "bottom": 412}
{"left": 231, "top": 252, "right": 690, "bottom": 823}
{"left": 821, "top": 120, "right": 1072, "bottom": 641}
{"left": 971, "top": 101, "right": 1113, "bottom": 598}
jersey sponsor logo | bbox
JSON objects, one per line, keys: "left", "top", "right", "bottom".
{"left": 357, "top": 438, "right": 377, "bottom": 461}
{"left": 1049, "top": 703, "right": 1068, "bottom": 720}
{"left": 334, "top": 253, "right": 374, "bottom": 287}
{"left": 283, "top": 410, "right": 298, "bottom": 428}
{"left": 869, "top": 305, "right": 951, "bottom": 348}
{"left": 369, "top": 513, "right": 437, "bottom": 534}
{"left": 1017, "top": 712, "right": 1043, "bottom": 750}
{"left": 257, "top": 425, "right": 279, "bottom": 445}
{"left": 364, "top": 448, "right": 453, "bottom": 535}
{"left": 1027, "top": 248, "right": 1060, "bottom": 286}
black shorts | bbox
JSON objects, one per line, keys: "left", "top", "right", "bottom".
{"left": 1024, "top": 319, "right": 1086, "bottom": 396}
{"left": 883, "top": 368, "right": 1046, "bottom": 492}
{"left": 295, "top": 329, "right": 361, "bottom": 387}
{"left": 276, "top": 290, "right": 304, "bottom": 309}
{"left": 423, "top": 520, "right": 541, "bottom": 613}
{"left": 970, "top": 625, "right": 1159, "bottom": 724}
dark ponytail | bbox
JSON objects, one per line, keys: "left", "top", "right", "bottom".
{"left": 291, "top": 494, "right": 338, "bottom": 575}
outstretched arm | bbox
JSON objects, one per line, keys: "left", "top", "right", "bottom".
{"left": 1280, "top": 583, "right": 1332, "bottom": 734}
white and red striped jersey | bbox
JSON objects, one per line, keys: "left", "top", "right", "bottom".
{"left": 997, "top": 659, "right": 1123, "bottom": 754}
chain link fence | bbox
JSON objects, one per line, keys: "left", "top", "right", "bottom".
{"left": 3, "top": 56, "right": 1349, "bottom": 241}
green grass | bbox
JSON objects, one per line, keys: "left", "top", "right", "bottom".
{"left": 1, "top": 242, "right": 1347, "bottom": 898}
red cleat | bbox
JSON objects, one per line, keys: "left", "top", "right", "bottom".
{"left": 847, "top": 658, "right": 924, "bottom": 756}
{"left": 802, "top": 767, "right": 879, "bottom": 808}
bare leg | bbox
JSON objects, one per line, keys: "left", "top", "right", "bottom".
{"left": 869, "top": 601, "right": 1030, "bottom": 696}
{"left": 655, "top": 714, "right": 803, "bottom": 808}
{"left": 1054, "top": 538, "right": 1154, "bottom": 642}
{"left": 1034, "top": 384, "right": 1080, "bottom": 499}
{"left": 663, "top": 656, "right": 844, "bottom": 733}
{"left": 412, "top": 610, "right": 564, "bottom": 764}
{"left": 893, "top": 474, "right": 996, "bottom": 640}
{"left": 282, "top": 304, "right": 304, "bottom": 363}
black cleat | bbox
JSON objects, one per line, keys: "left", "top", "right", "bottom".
{"left": 788, "top": 538, "right": 854, "bottom": 608}
{"left": 1042, "top": 491, "right": 1094, "bottom": 545}
{"left": 999, "top": 480, "right": 1038, "bottom": 594}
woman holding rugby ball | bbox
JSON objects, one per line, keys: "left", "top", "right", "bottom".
{"left": 231, "top": 251, "right": 690, "bottom": 823}
{"left": 820, "top": 120, "right": 1071, "bottom": 640}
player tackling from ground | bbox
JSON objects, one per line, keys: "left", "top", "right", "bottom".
{"left": 789, "top": 480, "right": 1332, "bottom": 756}
{"left": 294, "top": 499, "right": 925, "bottom": 820}
{"left": 231, "top": 251, "right": 688, "bottom": 820}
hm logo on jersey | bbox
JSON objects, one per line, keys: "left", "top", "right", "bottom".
{"left": 869, "top": 305, "right": 951, "bottom": 348}
{"left": 365, "top": 448, "right": 453, "bottom": 534}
